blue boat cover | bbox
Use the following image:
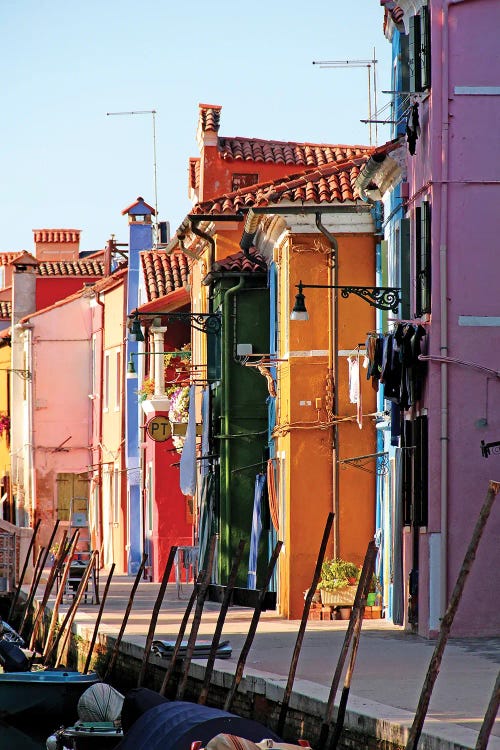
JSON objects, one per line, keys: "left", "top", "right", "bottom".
{"left": 116, "top": 700, "right": 281, "bottom": 750}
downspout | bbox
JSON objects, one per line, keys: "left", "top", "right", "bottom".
{"left": 25, "top": 325, "right": 36, "bottom": 526}
{"left": 221, "top": 276, "right": 245, "bottom": 581}
{"left": 93, "top": 292, "right": 105, "bottom": 561}
{"left": 314, "top": 213, "right": 339, "bottom": 555}
{"left": 438, "top": 1, "right": 454, "bottom": 620}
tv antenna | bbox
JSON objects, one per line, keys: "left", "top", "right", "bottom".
{"left": 312, "top": 49, "right": 378, "bottom": 145}
{"left": 106, "top": 109, "right": 159, "bottom": 239}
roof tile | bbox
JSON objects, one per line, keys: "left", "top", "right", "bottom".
{"left": 141, "top": 251, "right": 190, "bottom": 302}
{"left": 211, "top": 250, "right": 266, "bottom": 275}
{"left": 33, "top": 229, "right": 81, "bottom": 243}
{"left": 0, "top": 301, "right": 11, "bottom": 319}
{"left": 38, "top": 260, "right": 105, "bottom": 276}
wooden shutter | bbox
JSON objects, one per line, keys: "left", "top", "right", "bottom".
{"left": 420, "top": 6, "right": 431, "bottom": 90}
{"left": 400, "top": 218, "right": 411, "bottom": 320}
{"left": 409, "top": 15, "right": 422, "bottom": 93}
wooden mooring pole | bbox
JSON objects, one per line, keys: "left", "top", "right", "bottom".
{"left": 224, "top": 540, "right": 283, "bottom": 713}
{"left": 405, "top": 480, "right": 499, "bottom": 750}
{"left": 277, "top": 512, "right": 334, "bottom": 735}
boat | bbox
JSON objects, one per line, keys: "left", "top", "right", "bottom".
{"left": 47, "top": 721, "right": 124, "bottom": 749}
{"left": 151, "top": 639, "right": 232, "bottom": 660}
{"left": 0, "top": 618, "right": 25, "bottom": 646}
{"left": 116, "top": 700, "right": 282, "bottom": 750}
{"left": 0, "top": 668, "right": 101, "bottom": 722}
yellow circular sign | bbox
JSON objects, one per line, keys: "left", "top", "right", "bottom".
{"left": 146, "top": 415, "right": 171, "bottom": 442}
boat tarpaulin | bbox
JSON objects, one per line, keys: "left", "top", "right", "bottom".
{"left": 115, "top": 700, "right": 281, "bottom": 750}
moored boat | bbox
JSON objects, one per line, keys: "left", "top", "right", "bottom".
{"left": 0, "top": 668, "right": 101, "bottom": 722}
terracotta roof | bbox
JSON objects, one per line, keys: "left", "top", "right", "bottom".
{"left": 33, "top": 229, "right": 80, "bottom": 243}
{"left": 199, "top": 104, "right": 222, "bottom": 133}
{"left": 211, "top": 250, "right": 267, "bottom": 275}
{"left": 0, "top": 301, "right": 11, "bottom": 319}
{"left": 38, "top": 260, "right": 105, "bottom": 276}
{"left": 0, "top": 253, "right": 24, "bottom": 266}
{"left": 191, "top": 154, "right": 373, "bottom": 216}
{"left": 218, "top": 139, "right": 371, "bottom": 167}
{"left": 141, "top": 251, "right": 190, "bottom": 301}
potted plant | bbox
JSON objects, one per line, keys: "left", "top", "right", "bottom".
{"left": 318, "top": 558, "right": 360, "bottom": 606}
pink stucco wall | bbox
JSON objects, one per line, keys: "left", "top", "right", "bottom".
{"left": 409, "top": 0, "right": 500, "bottom": 635}
{"left": 31, "top": 295, "right": 92, "bottom": 549}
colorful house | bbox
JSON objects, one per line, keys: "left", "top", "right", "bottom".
{"left": 162, "top": 104, "right": 395, "bottom": 616}
{"left": 367, "top": 0, "right": 500, "bottom": 636}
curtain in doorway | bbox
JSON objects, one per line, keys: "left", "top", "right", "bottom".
{"left": 247, "top": 473, "right": 265, "bottom": 589}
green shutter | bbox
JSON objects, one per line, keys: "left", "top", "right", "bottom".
{"left": 409, "top": 15, "right": 422, "bottom": 92}
{"left": 415, "top": 206, "right": 422, "bottom": 315}
{"left": 421, "top": 201, "right": 431, "bottom": 314}
{"left": 400, "top": 218, "right": 411, "bottom": 320}
{"left": 420, "top": 6, "right": 431, "bottom": 90}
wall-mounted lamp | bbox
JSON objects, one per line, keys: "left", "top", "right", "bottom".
{"left": 126, "top": 350, "right": 192, "bottom": 379}
{"left": 290, "top": 280, "right": 401, "bottom": 320}
{"left": 128, "top": 309, "right": 221, "bottom": 341}
{"left": 0, "top": 368, "right": 32, "bottom": 380}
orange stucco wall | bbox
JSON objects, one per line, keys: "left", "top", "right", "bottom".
{"left": 276, "top": 231, "right": 377, "bottom": 618}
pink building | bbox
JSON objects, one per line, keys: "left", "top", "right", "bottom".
{"left": 369, "top": 0, "right": 500, "bottom": 636}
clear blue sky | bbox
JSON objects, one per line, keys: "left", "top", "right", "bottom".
{"left": 1, "top": 1, "right": 392, "bottom": 253}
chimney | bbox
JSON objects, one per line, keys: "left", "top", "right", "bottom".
{"left": 32, "top": 229, "right": 81, "bottom": 261}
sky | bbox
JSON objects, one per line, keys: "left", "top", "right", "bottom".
{"left": 1, "top": 1, "right": 393, "bottom": 254}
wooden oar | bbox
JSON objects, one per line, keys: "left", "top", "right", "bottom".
{"left": 54, "top": 551, "right": 99, "bottom": 668}
{"left": 198, "top": 538, "right": 246, "bottom": 705}
{"left": 406, "top": 480, "right": 499, "bottom": 750}
{"left": 42, "top": 531, "right": 80, "bottom": 660}
{"left": 103, "top": 552, "right": 148, "bottom": 682}
{"left": 317, "top": 539, "right": 377, "bottom": 749}
{"left": 137, "top": 545, "right": 178, "bottom": 687}
{"left": 175, "top": 536, "right": 216, "bottom": 700}
{"left": 158, "top": 569, "right": 204, "bottom": 697}
{"left": 277, "top": 512, "right": 334, "bottom": 735}
{"left": 328, "top": 544, "right": 377, "bottom": 750}
{"left": 224, "top": 540, "right": 283, "bottom": 712}
{"left": 84, "top": 563, "right": 115, "bottom": 674}
{"left": 8, "top": 518, "right": 40, "bottom": 622}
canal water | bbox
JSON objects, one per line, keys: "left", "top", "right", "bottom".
{"left": 0, "top": 719, "right": 52, "bottom": 748}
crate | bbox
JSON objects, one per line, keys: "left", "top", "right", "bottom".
{"left": 320, "top": 585, "right": 357, "bottom": 607}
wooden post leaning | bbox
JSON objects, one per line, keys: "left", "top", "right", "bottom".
{"left": 405, "top": 480, "right": 499, "bottom": 750}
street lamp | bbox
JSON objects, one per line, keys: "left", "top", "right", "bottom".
{"left": 290, "top": 280, "right": 401, "bottom": 320}
{"left": 128, "top": 310, "right": 221, "bottom": 341}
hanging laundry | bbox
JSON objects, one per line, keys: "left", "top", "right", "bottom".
{"left": 348, "top": 353, "right": 363, "bottom": 429}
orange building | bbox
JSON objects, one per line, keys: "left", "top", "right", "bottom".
{"left": 166, "top": 104, "right": 391, "bottom": 616}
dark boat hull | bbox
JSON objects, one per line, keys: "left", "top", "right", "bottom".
{"left": 0, "top": 670, "right": 101, "bottom": 722}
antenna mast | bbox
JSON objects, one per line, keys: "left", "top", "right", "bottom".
{"left": 312, "top": 50, "right": 378, "bottom": 145}
{"left": 106, "top": 109, "right": 159, "bottom": 241}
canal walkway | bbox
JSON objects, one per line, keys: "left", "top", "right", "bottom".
{"left": 32, "top": 575, "right": 500, "bottom": 749}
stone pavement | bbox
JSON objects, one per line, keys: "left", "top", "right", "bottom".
{"left": 37, "top": 575, "right": 500, "bottom": 749}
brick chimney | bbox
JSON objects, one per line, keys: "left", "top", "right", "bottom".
{"left": 32, "top": 229, "right": 81, "bottom": 261}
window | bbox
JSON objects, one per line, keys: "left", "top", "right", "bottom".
{"left": 104, "top": 352, "right": 110, "bottom": 410}
{"left": 115, "top": 350, "right": 121, "bottom": 410}
{"left": 232, "top": 173, "right": 259, "bottom": 191}
{"left": 415, "top": 202, "right": 431, "bottom": 316}
{"left": 401, "top": 416, "right": 428, "bottom": 527}
{"left": 409, "top": 7, "right": 431, "bottom": 93}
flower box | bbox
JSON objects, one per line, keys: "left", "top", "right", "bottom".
{"left": 141, "top": 397, "right": 171, "bottom": 415}
{"left": 320, "top": 586, "right": 357, "bottom": 607}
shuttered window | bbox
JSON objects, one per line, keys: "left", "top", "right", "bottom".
{"left": 401, "top": 416, "right": 428, "bottom": 527}
{"left": 415, "top": 202, "right": 431, "bottom": 316}
{"left": 409, "top": 8, "right": 431, "bottom": 93}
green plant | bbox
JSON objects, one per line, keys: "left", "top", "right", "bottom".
{"left": 318, "top": 558, "right": 360, "bottom": 592}
{"left": 137, "top": 377, "right": 155, "bottom": 402}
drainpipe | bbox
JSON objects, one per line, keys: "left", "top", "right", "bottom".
{"left": 93, "top": 292, "right": 105, "bottom": 559}
{"left": 314, "top": 213, "right": 339, "bottom": 555}
{"left": 221, "top": 276, "right": 245, "bottom": 581}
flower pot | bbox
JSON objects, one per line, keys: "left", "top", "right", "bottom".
{"left": 337, "top": 606, "right": 351, "bottom": 621}
{"left": 366, "top": 592, "right": 376, "bottom": 607}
